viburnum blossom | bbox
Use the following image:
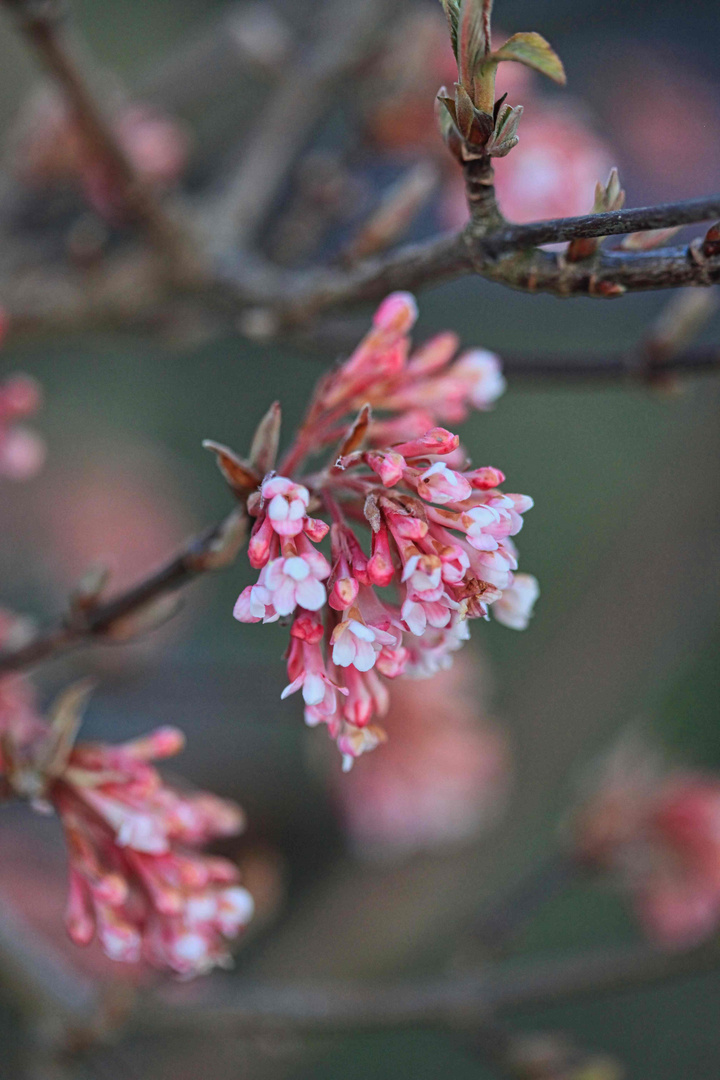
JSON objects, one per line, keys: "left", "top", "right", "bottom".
{"left": 0, "top": 372, "right": 45, "bottom": 481}
{"left": 0, "top": 680, "right": 253, "bottom": 976}
{"left": 222, "top": 292, "right": 538, "bottom": 769}
{"left": 573, "top": 745, "right": 720, "bottom": 949}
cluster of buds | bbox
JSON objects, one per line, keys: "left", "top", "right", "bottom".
{"left": 212, "top": 292, "right": 538, "bottom": 769}
{"left": 0, "top": 672, "right": 253, "bottom": 976}
{"left": 573, "top": 744, "right": 720, "bottom": 948}
{"left": 436, "top": 0, "right": 565, "bottom": 160}
{"left": 0, "top": 371, "right": 45, "bottom": 481}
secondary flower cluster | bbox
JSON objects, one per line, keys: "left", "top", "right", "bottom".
{"left": 574, "top": 747, "right": 720, "bottom": 949}
{"left": 335, "top": 654, "right": 510, "bottom": 857}
{"left": 14, "top": 92, "right": 189, "bottom": 222}
{"left": 0, "top": 650, "right": 253, "bottom": 977}
{"left": 0, "top": 372, "right": 45, "bottom": 481}
{"left": 229, "top": 293, "right": 538, "bottom": 769}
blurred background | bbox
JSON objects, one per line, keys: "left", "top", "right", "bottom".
{"left": 0, "top": 0, "right": 719, "bottom": 1076}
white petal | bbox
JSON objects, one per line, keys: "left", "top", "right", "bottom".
{"left": 348, "top": 619, "right": 375, "bottom": 642}
{"left": 296, "top": 576, "right": 326, "bottom": 611}
{"left": 352, "top": 638, "right": 377, "bottom": 672}
{"left": 302, "top": 672, "right": 325, "bottom": 705}
{"left": 332, "top": 633, "right": 356, "bottom": 668}
{"left": 281, "top": 674, "right": 305, "bottom": 699}
{"left": 268, "top": 493, "right": 289, "bottom": 521}
{"left": 284, "top": 556, "right": 310, "bottom": 581}
{"left": 273, "top": 580, "right": 298, "bottom": 616}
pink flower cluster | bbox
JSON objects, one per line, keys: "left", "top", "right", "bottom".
{"left": 53, "top": 728, "right": 252, "bottom": 976}
{"left": 0, "top": 642, "right": 253, "bottom": 976}
{"left": 0, "top": 372, "right": 45, "bottom": 481}
{"left": 232, "top": 293, "right": 537, "bottom": 769}
{"left": 575, "top": 755, "right": 720, "bottom": 949}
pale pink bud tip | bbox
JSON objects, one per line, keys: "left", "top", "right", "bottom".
{"left": 492, "top": 574, "right": 540, "bottom": 631}
{"left": 126, "top": 725, "right": 186, "bottom": 760}
{"left": 454, "top": 350, "right": 506, "bottom": 408}
{"left": 0, "top": 429, "right": 45, "bottom": 480}
{"left": 373, "top": 292, "right": 418, "bottom": 334}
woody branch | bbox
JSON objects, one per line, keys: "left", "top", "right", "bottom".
{"left": 0, "top": 0, "right": 717, "bottom": 373}
{"left": 139, "top": 939, "right": 720, "bottom": 1035}
{"left": 0, "top": 509, "right": 246, "bottom": 674}
{"left": 0, "top": 0, "right": 201, "bottom": 280}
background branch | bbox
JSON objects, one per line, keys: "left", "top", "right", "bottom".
{"left": 499, "top": 344, "right": 720, "bottom": 381}
{"left": 1, "top": 0, "right": 200, "bottom": 278}
{"left": 0, "top": 510, "right": 245, "bottom": 674}
{"left": 202, "top": 0, "right": 402, "bottom": 252}
{"left": 140, "top": 940, "right": 720, "bottom": 1035}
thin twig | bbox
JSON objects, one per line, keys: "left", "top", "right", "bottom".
{"left": 0, "top": 510, "right": 246, "bottom": 675}
{"left": 480, "top": 195, "right": 720, "bottom": 257}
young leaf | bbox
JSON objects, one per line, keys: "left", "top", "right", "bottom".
{"left": 437, "top": 87, "right": 459, "bottom": 130}
{"left": 486, "top": 103, "right": 523, "bottom": 157}
{"left": 491, "top": 31, "right": 566, "bottom": 85}
{"left": 454, "top": 81, "right": 478, "bottom": 141}
{"left": 438, "top": 0, "right": 462, "bottom": 57}
{"left": 203, "top": 440, "right": 260, "bottom": 495}
{"left": 458, "top": 0, "right": 489, "bottom": 95}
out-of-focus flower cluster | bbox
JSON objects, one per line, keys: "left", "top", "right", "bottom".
{"left": 227, "top": 292, "right": 538, "bottom": 769}
{"left": 12, "top": 91, "right": 189, "bottom": 222}
{"left": 335, "top": 653, "right": 509, "bottom": 857}
{"left": 0, "top": 371, "right": 45, "bottom": 481}
{"left": 0, "top": 622, "right": 253, "bottom": 976}
{"left": 573, "top": 743, "right": 720, "bottom": 949}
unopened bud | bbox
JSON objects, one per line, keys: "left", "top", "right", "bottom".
{"left": 342, "top": 163, "right": 438, "bottom": 263}
{"left": 588, "top": 278, "right": 627, "bottom": 298}
{"left": 620, "top": 226, "right": 681, "bottom": 251}
{"left": 568, "top": 168, "right": 624, "bottom": 263}
{"left": 702, "top": 221, "right": 720, "bottom": 257}
{"left": 373, "top": 292, "right": 418, "bottom": 334}
{"left": 70, "top": 562, "right": 111, "bottom": 614}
